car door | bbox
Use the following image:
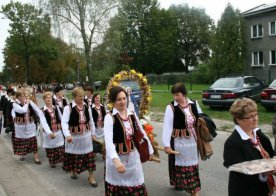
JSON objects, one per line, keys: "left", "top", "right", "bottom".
{"left": 248, "top": 77, "right": 262, "bottom": 100}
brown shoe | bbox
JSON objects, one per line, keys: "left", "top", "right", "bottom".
{"left": 33, "top": 158, "right": 41, "bottom": 164}
{"left": 88, "top": 177, "right": 98, "bottom": 187}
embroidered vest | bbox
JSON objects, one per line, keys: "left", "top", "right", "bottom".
{"left": 43, "top": 107, "right": 61, "bottom": 131}
{"left": 14, "top": 103, "right": 35, "bottom": 123}
{"left": 170, "top": 101, "right": 198, "bottom": 139}
{"left": 112, "top": 113, "right": 136, "bottom": 154}
{"left": 68, "top": 104, "right": 90, "bottom": 134}
{"left": 92, "top": 105, "right": 106, "bottom": 128}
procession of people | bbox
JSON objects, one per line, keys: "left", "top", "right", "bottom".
{"left": 0, "top": 81, "right": 276, "bottom": 196}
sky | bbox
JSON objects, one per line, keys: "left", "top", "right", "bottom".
{"left": 0, "top": 0, "right": 276, "bottom": 71}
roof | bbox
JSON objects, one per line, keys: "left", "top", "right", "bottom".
{"left": 242, "top": 2, "right": 276, "bottom": 17}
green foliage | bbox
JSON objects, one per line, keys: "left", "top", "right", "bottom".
{"left": 1, "top": 1, "right": 52, "bottom": 84}
{"left": 168, "top": 4, "right": 214, "bottom": 71}
{"left": 210, "top": 3, "right": 247, "bottom": 76}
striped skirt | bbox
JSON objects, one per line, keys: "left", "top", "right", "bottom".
{"left": 13, "top": 136, "right": 38, "bottom": 156}
{"left": 105, "top": 181, "right": 148, "bottom": 196}
{"left": 45, "top": 146, "right": 65, "bottom": 165}
{"left": 63, "top": 152, "right": 96, "bottom": 174}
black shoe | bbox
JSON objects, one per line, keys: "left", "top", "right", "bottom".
{"left": 50, "top": 164, "right": 56, "bottom": 168}
{"left": 70, "top": 173, "right": 78, "bottom": 179}
{"left": 175, "top": 187, "right": 184, "bottom": 191}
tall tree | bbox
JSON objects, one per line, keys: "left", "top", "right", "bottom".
{"left": 1, "top": 1, "right": 52, "bottom": 84}
{"left": 211, "top": 3, "right": 246, "bottom": 76}
{"left": 41, "top": 0, "right": 118, "bottom": 84}
{"left": 118, "top": 0, "right": 163, "bottom": 73}
{"left": 168, "top": 4, "right": 214, "bottom": 72}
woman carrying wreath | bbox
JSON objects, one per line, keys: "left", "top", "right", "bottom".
{"left": 104, "top": 86, "right": 154, "bottom": 195}
{"left": 61, "top": 87, "right": 98, "bottom": 187}
{"left": 162, "top": 83, "right": 202, "bottom": 196}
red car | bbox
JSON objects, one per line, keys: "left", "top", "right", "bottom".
{"left": 260, "top": 79, "right": 276, "bottom": 110}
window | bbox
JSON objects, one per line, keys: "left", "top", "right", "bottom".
{"left": 252, "top": 52, "right": 263, "bottom": 66}
{"left": 270, "top": 50, "right": 276, "bottom": 65}
{"left": 269, "top": 21, "right": 276, "bottom": 35}
{"left": 251, "top": 24, "right": 263, "bottom": 38}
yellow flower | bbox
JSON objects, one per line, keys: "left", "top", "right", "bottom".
{"left": 147, "top": 97, "right": 152, "bottom": 102}
{"left": 137, "top": 73, "right": 143, "bottom": 79}
{"left": 130, "top": 70, "right": 136, "bottom": 74}
{"left": 114, "top": 74, "right": 121, "bottom": 80}
{"left": 112, "top": 81, "right": 118, "bottom": 86}
{"left": 107, "top": 103, "right": 113, "bottom": 109}
{"left": 143, "top": 78, "right": 147, "bottom": 83}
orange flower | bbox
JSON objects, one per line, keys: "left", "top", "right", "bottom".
{"left": 144, "top": 124, "right": 153, "bottom": 134}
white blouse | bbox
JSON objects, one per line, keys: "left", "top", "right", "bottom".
{"left": 42, "top": 105, "right": 64, "bottom": 148}
{"left": 162, "top": 99, "right": 202, "bottom": 166}
{"left": 12, "top": 100, "right": 51, "bottom": 139}
{"left": 104, "top": 108, "right": 154, "bottom": 186}
{"left": 61, "top": 100, "right": 95, "bottom": 154}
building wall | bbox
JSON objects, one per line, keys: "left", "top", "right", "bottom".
{"left": 244, "top": 10, "right": 276, "bottom": 84}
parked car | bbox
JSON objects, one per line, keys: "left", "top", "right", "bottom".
{"left": 260, "top": 79, "right": 276, "bottom": 110}
{"left": 65, "top": 83, "right": 74, "bottom": 90}
{"left": 202, "top": 76, "right": 266, "bottom": 108}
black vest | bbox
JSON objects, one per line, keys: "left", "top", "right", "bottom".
{"left": 92, "top": 105, "right": 106, "bottom": 128}
{"left": 112, "top": 113, "right": 136, "bottom": 154}
{"left": 170, "top": 101, "right": 198, "bottom": 138}
{"left": 43, "top": 107, "right": 61, "bottom": 131}
{"left": 68, "top": 104, "right": 90, "bottom": 126}
{"left": 52, "top": 96, "right": 68, "bottom": 113}
{"left": 14, "top": 103, "right": 36, "bottom": 123}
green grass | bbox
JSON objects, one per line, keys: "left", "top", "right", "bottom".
{"left": 150, "top": 85, "right": 274, "bottom": 125}
{"left": 65, "top": 84, "right": 274, "bottom": 125}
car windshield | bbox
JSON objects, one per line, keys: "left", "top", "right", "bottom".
{"left": 269, "top": 80, "right": 276, "bottom": 87}
{"left": 211, "top": 78, "right": 241, "bottom": 88}
{"left": 119, "top": 81, "right": 141, "bottom": 91}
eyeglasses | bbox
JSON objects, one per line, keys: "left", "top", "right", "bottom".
{"left": 243, "top": 113, "right": 258, "bottom": 120}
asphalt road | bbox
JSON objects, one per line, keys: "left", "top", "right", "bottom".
{"left": 0, "top": 119, "right": 233, "bottom": 196}
{"left": 0, "top": 93, "right": 250, "bottom": 196}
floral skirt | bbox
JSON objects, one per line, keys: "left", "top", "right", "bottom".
{"left": 105, "top": 181, "right": 148, "bottom": 196}
{"left": 169, "top": 155, "right": 201, "bottom": 193}
{"left": 63, "top": 152, "right": 96, "bottom": 174}
{"left": 13, "top": 136, "right": 38, "bottom": 156}
{"left": 45, "top": 146, "right": 65, "bottom": 165}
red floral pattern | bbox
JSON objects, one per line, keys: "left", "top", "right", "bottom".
{"left": 105, "top": 181, "right": 148, "bottom": 196}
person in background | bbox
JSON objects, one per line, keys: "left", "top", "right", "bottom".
{"left": 41, "top": 92, "right": 65, "bottom": 168}
{"left": 84, "top": 86, "right": 94, "bottom": 107}
{"left": 12, "top": 89, "right": 51, "bottom": 164}
{"left": 272, "top": 113, "right": 276, "bottom": 153}
{"left": 223, "top": 98, "right": 275, "bottom": 196}
{"left": 104, "top": 86, "right": 154, "bottom": 195}
{"left": 52, "top": 86, "right": 69, "bottom": 114}
{"left": 62, "top": 87, "right": 98, "bottom": 187}
{"left": 162, "top": 83, "right": 202, "bottom": 196}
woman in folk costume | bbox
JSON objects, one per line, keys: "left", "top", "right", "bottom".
{"left": 12, "top": 89, "right": 51, "bottom": 164}
{"left": 41, "top": 92, "right": 65, "bottom": 168}
{"left": 84, "top": 86, "right": 94, "bottom": 107}
{"left": 162, "top": 83, "right": 202, "bottom": 196}
{"left": 62, "top": 87, "right": 98, "bottom": 187}
{"left": 104, "top": 86, "right": 154, "bottom": 195}
{"left": 52, "top": 85, "right": 69, "bottom": 114}
{"left": 91, "top": 92, "right": 106, "bottom": 153}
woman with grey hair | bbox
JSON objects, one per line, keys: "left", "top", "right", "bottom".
{"left": 223, "top": 98, "right": 275, "bottom": 196}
